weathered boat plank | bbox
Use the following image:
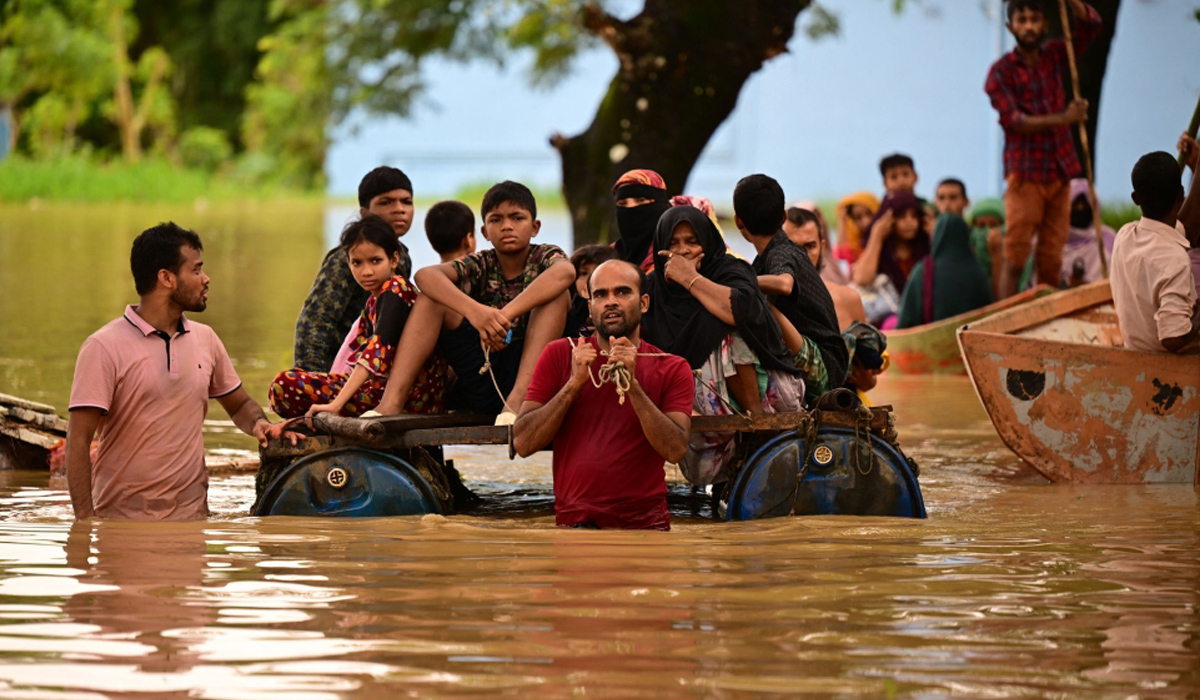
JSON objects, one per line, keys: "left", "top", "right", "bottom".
{"left": 958, "top": 281, "right": 1200, "bottom": 484}
{"left": 887, "top": 285, "right": 1054, "bottom": 375}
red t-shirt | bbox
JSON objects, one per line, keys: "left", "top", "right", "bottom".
{"left": 525, "top": 337, "right": 695, "bottom": 530}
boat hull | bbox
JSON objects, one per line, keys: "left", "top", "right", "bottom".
{"left": 888, "top": 285, "right": 1054, "bottom": 375}
{"left": 958, "top": 282, "right": 1200, "bottom": 484}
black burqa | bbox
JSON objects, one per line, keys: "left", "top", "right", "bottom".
{"left": 613, "top": 184, "right": 671, "bottom": 268}
{"left": 642, "top": 206, "right": 800, "bottom": 375}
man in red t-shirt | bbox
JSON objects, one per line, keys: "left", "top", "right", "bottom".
{"left": 514, "top": 260, "right": 694, "bottom": 530}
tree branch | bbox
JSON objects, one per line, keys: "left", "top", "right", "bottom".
{"left": 581, "top": 3, "right": 627, "bottom": 53}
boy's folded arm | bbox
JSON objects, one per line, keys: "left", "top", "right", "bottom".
{"left": 501, "top": 258, "right": 576, "bottom": 322}
{"left": 413, "top": 262, "right": 478, "bottom": 315}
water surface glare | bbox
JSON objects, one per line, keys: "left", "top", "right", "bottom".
{"left": 2, "top": 380, "right": 1199, "bottom": 699}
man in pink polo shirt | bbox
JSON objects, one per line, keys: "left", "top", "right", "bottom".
{"left": 66, "top": 222, "right": 295, "bottom": 520}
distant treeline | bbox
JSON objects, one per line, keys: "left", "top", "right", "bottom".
{"left": 1, "top": 0, "right": 325, "bottom": 189}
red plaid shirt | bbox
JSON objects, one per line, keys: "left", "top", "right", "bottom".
{"left": 984, "top": 5, "right": 1101, "bottom": 183}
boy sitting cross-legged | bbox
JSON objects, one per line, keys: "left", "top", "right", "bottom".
{"left": 374, "top": 181, "right": 575, "bottom": 423}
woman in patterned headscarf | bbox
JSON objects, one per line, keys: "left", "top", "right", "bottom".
{"left": 612, "top": 169, "right": 671, "bottom": 272}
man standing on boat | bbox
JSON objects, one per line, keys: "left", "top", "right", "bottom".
{"left": 984, "top": 0, "right": 1101, "bottom": 299}
{"left": 66, "top": 223, "right": 297, "bottom": 521}
{"left": 513, "top": 260, "right": 694, "bottom": 530}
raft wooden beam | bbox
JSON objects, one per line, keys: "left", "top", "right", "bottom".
{"left": 265, "top": 407, "right": 893, "bottom": 460}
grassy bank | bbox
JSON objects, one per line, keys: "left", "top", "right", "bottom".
{"left": 0, "top": 155, "right": 317, "bottom": 203}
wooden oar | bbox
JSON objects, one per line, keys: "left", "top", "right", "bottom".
{"left": 1178, "top": 93, "right": 1200, "bottom": 169}
{"left": 1057, "top": 0, "right": 1107, "bottom": 278}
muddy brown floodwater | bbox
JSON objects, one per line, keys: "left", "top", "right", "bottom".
{"left": 1, "top": 204, "right": 1198, "bottom": 698}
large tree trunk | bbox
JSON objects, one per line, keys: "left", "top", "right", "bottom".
{"left": 1068, "top": 0, "right": 1120, "bottom": 178}
{"left": 553, "top": 1, "right": 810, "bottom": 246}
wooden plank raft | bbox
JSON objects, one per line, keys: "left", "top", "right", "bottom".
{"left": 1, "top": 392, "right": 69, "bottom": 470}
{"left": 261, "top": 407, "right": 894, "bottom": 460}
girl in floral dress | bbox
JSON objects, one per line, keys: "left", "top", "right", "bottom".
{"left": 269, "top": 215, "right": 446, "bottom": 417}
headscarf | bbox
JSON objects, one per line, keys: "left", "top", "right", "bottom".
{"left": 864, "top": 191, "right": 930, "bottom": 293}
{"left": 968, "top": 198, "right": 1005, "bottom": 227}
{"left": 670, "top": 194, "right": 745, "bottom": 261}
{"left": 1062, "top": 178, "right": 1115, "bottom": 285}
{"left": 834, "top": 191, "right": 880, "bottom": 263}
{"left": 642, "top": 206, "right": 799, "bottom": 374}
{"left": 612, "top": 169, "right": 670, "bottom": 271}
{"left": 896, "top": 214, "right": 994, "bottom": 327}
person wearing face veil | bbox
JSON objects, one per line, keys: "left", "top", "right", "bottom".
{"left": 612, "top": 169, "right": 672, "bottom": 272}
{"left": 642, "top": 205, "right": 803, "bottom": 486}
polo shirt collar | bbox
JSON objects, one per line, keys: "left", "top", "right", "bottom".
{"left": 123, "top": 304, "right": 190, "bottom": 337}
{"left": 1137, "top": 217, "right": 1188, "bottom": 249}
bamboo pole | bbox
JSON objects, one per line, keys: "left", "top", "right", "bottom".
{"left": 1057, "top": 0, "right": 1107, "bottom": 278}
{"left": 1178, "top": 93, "right": 1200, "bottom": 169}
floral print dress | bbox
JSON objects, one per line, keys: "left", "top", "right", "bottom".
{"left": 269, "top": 275, "right": 447, "bottom": 417}
{"left": 681, "top": 333, "right": 804, "bottom": 486}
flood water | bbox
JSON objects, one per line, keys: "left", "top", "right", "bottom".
{"left": 1, "top": 202, "right": 1198, "bottom": 699}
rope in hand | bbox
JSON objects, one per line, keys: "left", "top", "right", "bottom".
{"left": 479, "top": 333, "right": 748, "bottom": 418}
{"left": 584, "top": 348, "right": 674, "bottom": 405}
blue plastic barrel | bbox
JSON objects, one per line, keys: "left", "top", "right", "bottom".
{"left": 726, "top": 426, "right": 926, "bottom": 520}
{"left": 253, "top": 447, "right": 444, "bottom": 517}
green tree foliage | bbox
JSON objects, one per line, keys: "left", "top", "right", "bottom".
{"left": 0, "top": 0, "right": 112, "bottom": 155}
{"left": 242, "top": 0, "right": 331, "bottom": 189}
{"left": 133, "top": 0, "right": 272, "bottom": 150}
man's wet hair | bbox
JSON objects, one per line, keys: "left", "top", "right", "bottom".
{"left": 1006, "top": 0, "right": 1044, "bottom": 21}
{"left": 1131, "top": 151, "right": 1184, "bottom": 220}
{"left": 879, "top": 153, "right": 915, "bottom": 178}
{"left": 481, "top": 180, "right": 537, "bottom": 220}
{"left": 425, "top": 200, "right": 475, "bottom": 255}
{"left": 358, "top": 166, "right": 413, "bottom": 208}
{"left": 587, "top": 259, "right": 648, "bottom": 296}
{"left": 938, "top": 177, "right": 968, "bottom": 200}
{"left": 341, "top": 214, "right": 402, "bottom": 261}
{"left": 786, "top": 206, "right": 823, "bottom": 240}
{"left": 130, "top": 222, "right": 203, "bottom": 295}
{"left": 733, "top": 173, "right": 786, "bottom": 236}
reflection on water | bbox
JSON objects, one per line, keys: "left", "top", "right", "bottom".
{"left": 0, "top": 473, "right": 1197, "bottom": 698}
{"left": 3, "top": 203, "right": 1200, "bottom": 697}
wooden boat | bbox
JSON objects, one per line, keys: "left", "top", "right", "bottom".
{"left": 255, "top": 396, "right": 927, "bottom": 520}
{"left": 887, "top": 285, "right": 1055, "bottom": 374}
{"left": 957, "top": 280, "right": 1200, "bottom": 484}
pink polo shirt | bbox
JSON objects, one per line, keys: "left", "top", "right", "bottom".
{"left": 69, "top": 305, "right": 242, "bottom": 520}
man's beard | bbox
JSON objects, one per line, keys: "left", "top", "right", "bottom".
{"left": 1016, "top": 32, "right": 1044, "bottom": 51}
{"left": 173, "top": 287, "right": 206, "bottom": 313}
{"left": 593, "top": 309, "right": 640, "bottom": 340}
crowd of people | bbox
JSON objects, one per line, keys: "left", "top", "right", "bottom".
{"left": 63, "top": 0, "right": 1200, "bottom": 530}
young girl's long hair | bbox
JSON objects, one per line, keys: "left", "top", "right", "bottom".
{"left": 341, "top": 214, "right": 401, "bottom": 263}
